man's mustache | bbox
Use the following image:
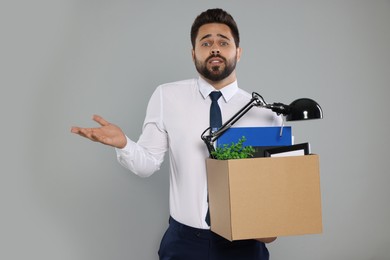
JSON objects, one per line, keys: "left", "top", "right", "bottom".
{"left": 206, "top": 54, "right": 226, "bottom": 63}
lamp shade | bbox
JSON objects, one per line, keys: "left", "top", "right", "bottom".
{"left": 286, "top": 98, "right": 323, "bottom": 121}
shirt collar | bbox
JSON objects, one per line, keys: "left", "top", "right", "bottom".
{"left": 198, "top": 77, "right": 238, "bottom": 102}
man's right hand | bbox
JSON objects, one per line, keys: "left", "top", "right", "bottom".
{"left": 71, "top": 115, "right": 127, "bottom": 149}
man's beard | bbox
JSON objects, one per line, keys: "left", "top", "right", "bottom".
{"left": 194, "top": 54, "right": 237, "bottom": 82}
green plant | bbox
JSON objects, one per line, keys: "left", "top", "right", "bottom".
{"left": 211, "top": 136, "right": 255, "bottom": 160}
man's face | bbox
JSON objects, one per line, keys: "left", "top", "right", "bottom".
{"left": 192, "top": 23, "right": 241, "bottom": 83}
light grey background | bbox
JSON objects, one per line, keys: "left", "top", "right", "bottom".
{"left": 1, "top": 0, "right": 389, "bottom": 259}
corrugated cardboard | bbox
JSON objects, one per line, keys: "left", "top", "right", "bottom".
{"left": 206, "top": 154, "right": 322, "bottom": 241}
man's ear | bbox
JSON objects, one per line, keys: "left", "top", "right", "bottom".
{"left": 236, "top": 47, "right": 242, "bottom": 62}
{"left": 191, "top": 49, "right": 195, "bottom": 62}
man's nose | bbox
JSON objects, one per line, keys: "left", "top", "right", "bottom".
{"left": 211, "top": 49, "right": 220, "bottom": 55}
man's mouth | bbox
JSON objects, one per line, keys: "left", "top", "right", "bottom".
{"left": 209, "top": 59, "right": 223, "bottom": 65}
{"left": 207, "top": 55, "right": 225, "bottom": 64}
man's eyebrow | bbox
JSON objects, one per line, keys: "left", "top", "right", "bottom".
{"left": 199, "top": 34, "right": 212, "bottom": 41}
{"left": 199, "top": 33, "right": 231, "bottom": 41}
{"left": 217, "top": 34, "right": 230, "bottom": 40}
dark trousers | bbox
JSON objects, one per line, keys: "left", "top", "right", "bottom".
{"left": 158, "top": 217, "right": 269, "bottom": 260}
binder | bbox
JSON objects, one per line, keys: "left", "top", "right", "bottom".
{"left": 217, "top": 126, "right": 293, "bottom": 157}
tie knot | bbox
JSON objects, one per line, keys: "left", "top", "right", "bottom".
{"left": 209, "top": 91, "right": 222, "bottom": 101}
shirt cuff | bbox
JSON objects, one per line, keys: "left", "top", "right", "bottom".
{"left": 115, "top": 136, "right": 134, "bottom": 155}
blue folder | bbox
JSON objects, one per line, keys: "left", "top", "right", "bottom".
{"left": 217, "top": 126, "right": 292, "bottom": 147}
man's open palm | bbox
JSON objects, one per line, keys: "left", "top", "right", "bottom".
{"left": 71, "top": 115, "right": 127, "bottom": 149}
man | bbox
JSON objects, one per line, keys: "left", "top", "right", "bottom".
{"left": 72, "top": 8, "right": 280, "bottom": 260}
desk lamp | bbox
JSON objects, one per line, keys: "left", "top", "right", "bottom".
{"left": 201, "top": 92, "right": 323, "bottom": 158}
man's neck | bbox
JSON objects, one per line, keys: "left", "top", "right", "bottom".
{"left": 201, "top": 72, "right": 237, "bottom": 90}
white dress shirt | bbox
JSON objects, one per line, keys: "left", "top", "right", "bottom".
{"left": 116, "top": 77, "right": 282, "bottom": 229}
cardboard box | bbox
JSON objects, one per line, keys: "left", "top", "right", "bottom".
{"left": 206, "top": 154, "right": 322, "bottom": 241}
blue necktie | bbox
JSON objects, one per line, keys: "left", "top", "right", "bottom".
{"left": 209, "top": 91, "right": 222, "bottom": 133}
{"left": 206, "top": 91, "right": 222, "bottom": 226}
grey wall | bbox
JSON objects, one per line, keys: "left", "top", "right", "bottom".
{"left": 1, "top": 0, "right": 390, "bottom": 259}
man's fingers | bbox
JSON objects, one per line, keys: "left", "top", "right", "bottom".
{"left": 71, "top": 116, "right": 116, "bottom": 146}
{"left": 75, "top": 128, "right": 92, "bottom": 138}
{"left": 93, "top": 114, "right": 110, "bottom": 126}
{"left": 76, "top": 128, "right": 102, "bottom": 142}
{"left": 71, "top": 127, "right": 91, "bottom": 137}
{"left": 70, "top": 126, "right": 80, "bottom": 133}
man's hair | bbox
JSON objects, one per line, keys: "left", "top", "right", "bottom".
{"left": 190, "top": 8, "right": 240, "bottom": 49}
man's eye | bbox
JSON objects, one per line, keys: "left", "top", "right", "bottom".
{"left": 220, "top": 42, "right": 229, "bottom": 46}
{"left": 201, "top": 42, "right": 211, "bottom": 47}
